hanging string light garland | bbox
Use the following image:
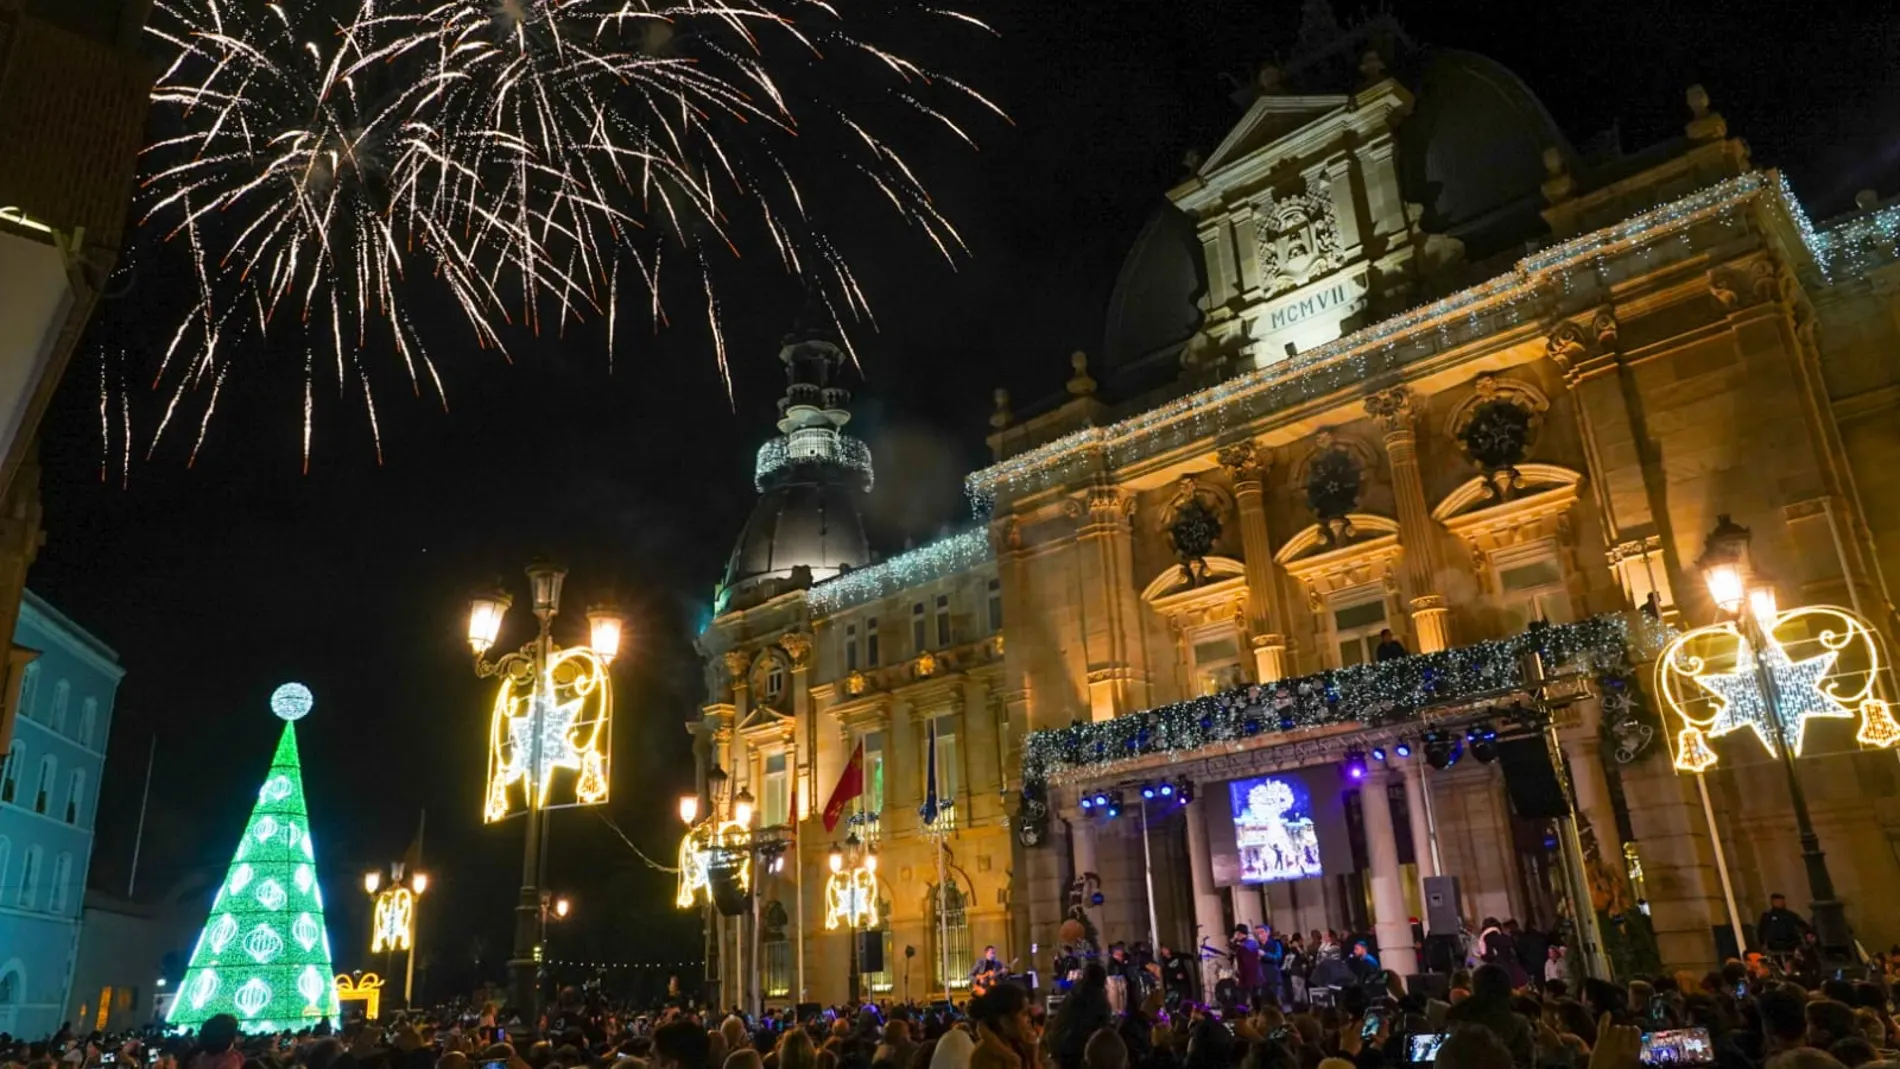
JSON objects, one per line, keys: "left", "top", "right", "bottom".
{"left": 1015, "top": 613, "right": 1664, "bottom": 842}
{"left": 968, "top": 172, "right": 1883, "bottom": 512}
{"left": 808, "top": 529, "right": 993, "bottom": 616}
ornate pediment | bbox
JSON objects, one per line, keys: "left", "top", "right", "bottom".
{"left": 1141, "top": 555, "right": 1246, "bottom": 608}
{"left": 1273, "top": 515, "right": 1402, "bottom": 606}
{"left": 1432, "top": 463, "right": 1582, "bottom": 529}
{"left": 1194, "top": 94, "right": 1351, "bottom": 177}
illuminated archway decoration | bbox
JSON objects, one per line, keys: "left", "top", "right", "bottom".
{"left": 484, "top": 647, "right": 612, "bottom": 822}
{"left": 1655, "top": 604, "right": 1900, "bottom": 772}
{"left": 334, "top": 973, "right": 383, "bottom": 1020}
{"left": 370, "top": 887, "right": 414, "bottom": 953}
{"left": 675, "top": 820, "right": 751, "bottom": 908}
{"left": 824, "top": 864, "right": 879, "bottom": 930}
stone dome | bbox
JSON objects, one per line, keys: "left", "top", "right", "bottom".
{"left": 1395, "top": 48, "right": 1578, "bottom": 258}
{"left": 718, "top": 321, "right": 874, "bottom": 612}
{"left": 721, "top": 478, "right": 871, "bottom": 601}
{"left": 1099, "top": 203, "right": 1208, "bottom": 396}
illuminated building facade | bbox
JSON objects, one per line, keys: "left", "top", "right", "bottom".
{"left": 701, "top": 7, "right": 1900, "bottom": 1001}
{"left": 0, "top": 592, "right": 122, "bottom": 1035}
{"left": 0, "top": 0, "right": 150, "bottom": 766}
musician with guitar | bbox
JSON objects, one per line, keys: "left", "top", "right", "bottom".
{"left": 970, "top": 945, "right": 1014, "bottom": 996}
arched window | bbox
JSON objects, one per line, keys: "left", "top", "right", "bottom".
{"left": 18, "top": 845, "right": 40, "bottom": 909}
{"left": 66, "top": 769, "right": 85, "bottom": 825}
{"left": 50, "top": 680, "right": 69, "bottom": 734}
{"left": 78, "top": 699, "right": 97, "bottom": 749}
{"left": 33, "top": 755, "right": 55, "bottom": 814}
{"left": 0, "top": 741, "right": 19, "bottom": 804}
{"left": 17, "top": 662, "right": 38, "bottom": 721}
{"left": 0, "top": 959, "right": 21, "bottom": 1005}
{"left": 932, "top": 881, "right": 973, "bottom": 992}
{"left": 50, "top": 852, "right": 71, "bottom": 914}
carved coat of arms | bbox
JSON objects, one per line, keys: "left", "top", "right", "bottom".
{"left": 1254, "top": 179, "right": 1344, "bottom": 296}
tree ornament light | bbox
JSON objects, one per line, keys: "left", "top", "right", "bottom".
{"left": 168, "top": 685, "right": 338, "bottom": 1033}
{"left": 1655, "top": 604, "right": 1899, "bottom": 771}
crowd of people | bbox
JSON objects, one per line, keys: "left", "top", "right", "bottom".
{"left": 10, "top": 948, "right": 1900, "bottom": 1069}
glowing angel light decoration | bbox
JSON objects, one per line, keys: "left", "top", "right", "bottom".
{"left": 370, "top": 887, "right": 415, "bottom": 953}
{"left": 823, "top": 864, "right": 879, "bottom": 931}
{"left": 484, "top": 647, "right": 611, "bottom": 822}
{"left": 674, "top": 818, "right": 751, "bottom": 909}
{"left": 1655, "top": 603, "right": 1900, "bottom": 772}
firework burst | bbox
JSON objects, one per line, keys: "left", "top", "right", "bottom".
{"left": 135, "top": 0, "right": 1004, "bottom": 469}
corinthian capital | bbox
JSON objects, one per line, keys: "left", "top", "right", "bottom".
{"left": 1364, "top": 385, "right": 1416, "bottom": 434}
{"left": 1217, "top": 441, "right": 1268, "bottom": 484}
{"left": 723, "top": 648, "right": 752, "bottom": 682}
{"left": 777, "top": 631, "right": 813, "bottom": 668}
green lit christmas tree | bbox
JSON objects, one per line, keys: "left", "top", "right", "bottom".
{"left": 168, "top": 683, "right": 339, "bottom": 1033}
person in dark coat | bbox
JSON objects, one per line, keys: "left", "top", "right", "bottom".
{"left": 1228, "top": 926, "right": 1263, "bottom": 1006}
{"left": 1443, "top": 964, "right": 1535, "bottom": 1068}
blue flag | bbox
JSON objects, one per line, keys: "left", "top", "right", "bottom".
{"left": 920, "top": 719, "right": 940, "bottom": 826}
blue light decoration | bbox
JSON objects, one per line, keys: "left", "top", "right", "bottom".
{"left": 1017, "top": 613, "right": 1661, "bottom": 844}
{"left": 1231, "top": 776, "right": 1323, "bottom": 884}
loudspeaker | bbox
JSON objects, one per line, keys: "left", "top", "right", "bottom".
{"left": 1497, "top": 738, "right": 1569, "bottom": 819}
{"left": 1423, "top": 875, "right": 1462, "bottom": 936}
{"left": 858, "top": 931, "right": 885, "bottom": 973}
{"left": 708, "top": 851, "right": 751, "bottom": 917}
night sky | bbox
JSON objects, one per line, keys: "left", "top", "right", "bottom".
{"left": 24, "top": 0, "right": 1900, "bottom": 998}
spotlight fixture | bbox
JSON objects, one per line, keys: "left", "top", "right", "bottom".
{"left": 1080, "top": 796, "right": 1094, "bottom": 810}
{"left": 1092, "top": 792, "right": 1110, "bottom": 808}
{"left": 1159, "top": 783, "right": 1175, "bottom": 798}
{"left": 1179, "top": 780, "right": 1196, "bottom": 804}
{"left": 1343, "top": 748, "right": 1368, "bottom": 781}
{"left": 1370, "top": 746, "right": 1387, "bottom": 762}
{"left": 1395, "top": 741, "right": 1413, "bottom": 758}
{"left": 1141, "top": 783, "right": 1157, "bottom": 800}
{"left": 1423, "top": 730, "right": 1461, "bottom": 771}
{"left": 1104, "top": 790, "right": 1124, "bottom": 819}
{"left": 1468, "top": 723, "right": 1499, "bottom": 764}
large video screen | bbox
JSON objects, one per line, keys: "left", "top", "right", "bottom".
{"left": 1229, "top": 775, "right": 1324, "bottom": 884}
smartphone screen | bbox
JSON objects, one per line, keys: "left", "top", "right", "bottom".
{"left": 1407, "top": 1034, "right": 1447, "bottom": 1064}
{"left": 1640, "top": 1028, "right": 1714, "bottom": 1066}
{"left": 1361, "top": 1010, "right": 1383, "bottom": 1041}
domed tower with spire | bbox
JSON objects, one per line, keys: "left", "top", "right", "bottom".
{"left": 716, "top": 316, "right": 874, "bottom": 614}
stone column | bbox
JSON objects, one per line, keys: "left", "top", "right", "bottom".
{"left": 1365, "top": 386, "right": 1450, "bottom": 653}
{"left": 1070, "top": 482, "right": 1151, "bottom": 720}
{"left": 1399, "top": 759, "right": 1439, "bottom": 899}
{"left": 1563, "top": 714, "right": 1625, "bottom": 863}
{"left": 1360, "top": 772, "right": 1419, "bottom": 975}
{"left": 1219, "top": 441, "right": 1289, "bottom": 682}
{"left": 1184, "top": 796, "right": 1228, "bottom": 957}
{"left": 1231, "top": 883, "right": 1264, "bottom": 931}
{"left": 1071, "top": 813, "right": 1104, "bottom": 937}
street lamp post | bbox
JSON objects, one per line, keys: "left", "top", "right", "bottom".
{"left": 1696, "top": 516, "right": 1853, "bottom": 969}
{"left": 829, "top": 834, "right": 877, "bottom": 1005}
{"left": 364, "top": 865, "right": 429, "bottom": 1009}
{"left": 467, "top": 560, "right": 625, "bottom": 1021}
